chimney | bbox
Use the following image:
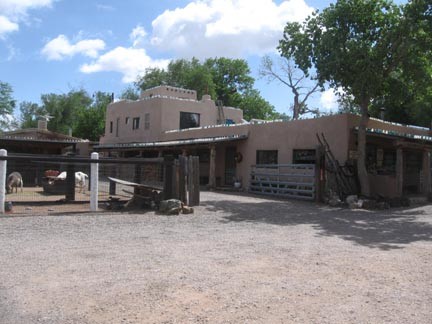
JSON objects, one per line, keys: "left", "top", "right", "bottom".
{"left": 38, "top": 119, "right": 48, "bottom": 131}
{"left": 380, "top": 107, "right": 385, "bottom": 121}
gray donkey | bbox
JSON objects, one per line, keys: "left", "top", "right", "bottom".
{"left": 6, "top": 172, "right": 23, "bottom": 194}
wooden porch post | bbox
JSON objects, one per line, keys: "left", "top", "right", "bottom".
{"left": 396, "top": 147, "right": 404, "bottom": 197}
{"left": 422, "top": 150, "right": 431, "bottom": 196}
{"left": 209, "top": 144, "right": 216, "bottom": 189}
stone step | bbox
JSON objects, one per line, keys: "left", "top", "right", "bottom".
{"left": 407, "top": 195, "right": 429, "bottom": 206}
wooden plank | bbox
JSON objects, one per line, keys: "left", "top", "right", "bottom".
{"left": 193, "top": 156, "right": 200, "bottom": 206}
{"left": 107, "top": 176, "right": 162, "bottom": 191}
{"left": 163, "top": 156, "right": 175, "bottom": 199}
{"left": 179, "top": 156, "right": 187, "bottom": 204}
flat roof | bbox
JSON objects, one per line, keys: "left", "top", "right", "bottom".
{"left": 95, "top": 134, "right": 248, "bottom": 150}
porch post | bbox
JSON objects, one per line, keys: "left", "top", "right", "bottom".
{"left": 422, "top": 150, "right": 431, "bottom": 196}
{"left": 396, "top": 147, "right": 404, "bottom": 197}
{"left": 209, "top": 144, "right": 216, "bottom": 189}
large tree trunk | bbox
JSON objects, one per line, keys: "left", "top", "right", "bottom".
{"left": 357, "top": 101, "right": 371, "bottom": 197}
{"left": 293, "top": 94, "right": 300, "bottom": 119}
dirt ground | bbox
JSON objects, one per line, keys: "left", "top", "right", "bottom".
{"left": 0, "top": 191, "right": 431, "bottom": 324}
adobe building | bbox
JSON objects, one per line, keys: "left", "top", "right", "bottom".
{"left": 96, "top": 85, "right": 432, "bottom": 199}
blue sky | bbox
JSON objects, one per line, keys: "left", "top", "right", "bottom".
{"left": 0, "top": 0, "right": 405, "bottom": 120}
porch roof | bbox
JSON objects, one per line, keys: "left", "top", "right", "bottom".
{"left": 95, "top": 134, "right": 248, "bottom": 150}
{"left": 354, "top": 127, "right": 432, "bottom": 144}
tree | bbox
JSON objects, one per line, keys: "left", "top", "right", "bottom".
{"left": 238, "top": 89, "right": 278, "bottom": 121}
{"left": 19, "top": 101, "right": 45, "bottom": 129}
{"left": 204, "top": 57, "right": 254, "bottom": 107}
{"left": 74, "top": 92, "right": 111, "bottom": 141}
{"left": 279, "top": 0, "right": 431, "bottom": 196}
{"left": 259, "top": 55, "right": 321, "bottom": 119}
{"left": 0, "top": 81, "right": 17, "bottom": 131}
{"left": 40, "top": 89, "right": 92, "bottom": 135}
{"left": 120, "top": 86, "right": 140, "bottom": 101}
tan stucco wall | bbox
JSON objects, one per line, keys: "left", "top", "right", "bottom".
{"left": 100, "top": 99, "right": 163, "bottom": 144}
{"left": 235, "top": 115, "right": 351, "bottom": 188}
{"left": 100, "top": 90, "right": 243, "bottom": 145}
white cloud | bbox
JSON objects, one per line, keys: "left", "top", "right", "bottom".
{"left": 0, "top": 16, "right": 19, "bottom": 37}
{"left": 80, "top": 47, "right": 170, "bottom": 83}
{"left": 41, "top": 34, "right": 106, "bottom": 60}
{"left": 0, "top": 0, "right": 54, "bottom": 38}
{"left": 130, "top": 25, "right": 147, "bottom": 47}
{"left": 150, "top": 0, "right": 313, "bottom": 58}
{"left": 320, "top": 88, "right": 339, "bottom": 112}
{"left": 96, "top": 4, "right": 115, "bottom": 12}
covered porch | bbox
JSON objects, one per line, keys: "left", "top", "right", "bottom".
{"left": 359, "top": 129, "right": 432, "bottom": 198}
{"left": 95, "top": 135, "right": 248, "bottom": 189}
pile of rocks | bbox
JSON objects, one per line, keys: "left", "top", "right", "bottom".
{"left": 158, "top": 199, "right": 194, "bottom": 215}
{"left": 327, "top": 193, "right": 408, "bottom": 210}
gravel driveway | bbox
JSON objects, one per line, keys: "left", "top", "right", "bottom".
{"left": 0, "top": 191, "right": 431, "bottom": 323}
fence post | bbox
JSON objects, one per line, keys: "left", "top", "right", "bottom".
{"left": 179, "top": 156, "right": 187, "bottom": 204}
{"left": 66, "top": 163, "right": 75, "bottom": 201}
{"left": 0, "top": 149, "right": 7, "bottom": 214}
{"left": 90, "top": 152, "right": 99, "bottom": 212}
{"left": 163, "top": 156, "right": 175, "bottom": 200}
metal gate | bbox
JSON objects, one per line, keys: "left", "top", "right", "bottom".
{"left": 249, "top": 164, "right": 315, "bottom": 200}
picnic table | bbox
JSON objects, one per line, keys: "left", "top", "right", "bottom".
{"left": 107, "top": 177, "right": 163, "bottom": 208}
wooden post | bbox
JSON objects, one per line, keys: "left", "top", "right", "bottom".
{"left": 422, "top": 150, "right": 431, "bottom": 196}
{"left": 109, "top": 180, "right": 116, "bottom": 195}
{"left": 188, "top": 156, "right": 200, "bottom": 206}
{"left": 0, "top": 149, "right": 7, "bottom": 214}
{"left": 65, "top": 163, "right": 75, "bottom": 201}
{"left": 163, "top": 156, "right": 175, "bottom": 200}
{"left": 90, "top": 152, "right": 99, "bottom": 212}
{"left": 315, "top": 145, "right": 325, "bottom": 202}
{"left": 178, "top": 156, "right": 187, "bottom": 204}
{"left": 396, "top": 147, "right": 404, "bottom": 197}
{"left": 209, "top": 145, "right": 216, "bottom": 189}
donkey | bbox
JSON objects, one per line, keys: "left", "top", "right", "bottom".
{"left": 6, "top": 172, "right": 23, "bottom": 194}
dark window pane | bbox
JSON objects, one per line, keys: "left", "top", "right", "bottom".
{"left": 256, "top": 150, "right": 278, "bottom": 165}
{"left": 180, "top": 112, "right": 200, "bottom": 129}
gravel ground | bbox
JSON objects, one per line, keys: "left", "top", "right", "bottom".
{"left": 0, "top": 191, "right": 431, "bottom": 324}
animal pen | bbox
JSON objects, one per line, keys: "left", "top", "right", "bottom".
{"left": 0, "top": 150, "right": 199, "bottom": 215}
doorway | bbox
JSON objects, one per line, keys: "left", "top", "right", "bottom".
{"left": 403, "top": 150, "right": 422, "bottom": 194}
{"left": 224, "top": 147, "right": 237, "bottom": 186}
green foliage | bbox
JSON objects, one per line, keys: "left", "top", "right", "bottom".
{"left": 237, "top": 89, "right": 278, "bottom": 121}
{"left": 20, "top": 101, "right": 45, "bottom": 129}
{"left": 135, "top": 57, "right": 274, "bottom": 120}
{"left": 74, "top": 92, "right": 112, "bottom": 141}
{"left": 204, "top": 57, "right": 254, "bottom": 107}
{"left": 40, "top": 89, "right": 92, "bottom": 135}
{"left": 120, "top": 86, "right": 140, "bottom": 100}
{"left": 279, "top": 0, "right": 431, "bottom": 195}
{"left": 0, "top": 81, "right": 16, "bottom": 131}
{"left": 20, "top": 89, "right": 110, "bottom": 141}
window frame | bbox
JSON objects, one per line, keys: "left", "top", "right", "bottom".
{"left": 132, "top": 117, "right": 140, "bottom": 130}
{"left": 180, "top": 111, "right": 200, "bottom": 129}
{"left": 256, "top": 150, "right": 278, "bottom": 165}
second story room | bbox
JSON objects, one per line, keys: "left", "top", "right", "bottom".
{"left": 100, "top": 86, "right": 244, "bottom": 145}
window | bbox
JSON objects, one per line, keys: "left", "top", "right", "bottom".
{"left": 115, "top": 118, "right": 120, "bottom": 137}
{"left": 132, "top": 117, "right": 140, "bottom": 130}
{"left": 293, "top": 149, "right": 316, "bottom": 164}
{"left": 109, "top": 121, "right": 113, "bottom": 133}
{"left": 125, "top": 117, "right": 129, "bottom": 124}
{"left": 180, "top": 112, "right": 200, "bottom": 129}
{"left": 144, "top": 113, "right": 150, "bottom": 130}
{"left": 256, "top": 150, "right": 278, "bottom": 165}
